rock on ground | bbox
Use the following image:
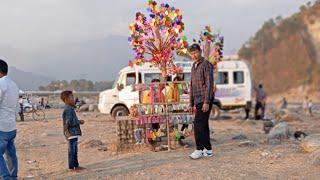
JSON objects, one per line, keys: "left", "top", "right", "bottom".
{"left": 239, "top": 141, "right": 257, "bottom": 147}
{"left": 263, "top": 120, "right": 275, "bottom": 134}
{"left": 232, "top": 134, "right": 248, "bottom": 140}
{"left": 267, "top": 122, "right": 290, "bottom": 144}
{"left": 89, "top": 104, "right": 99, "bottom": 112}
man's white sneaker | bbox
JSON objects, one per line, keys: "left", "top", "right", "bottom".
{"left": 189, "top": 150, "right": 204, "bottom": 159}
{"left": 203, "top": 149, "right": 213, "bottom": 157}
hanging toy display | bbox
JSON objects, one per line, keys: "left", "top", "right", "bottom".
{"left": 134, "top": 128, "right": 144, "bottom": 144}
{"left": 174, "top": 128, "right": 181, "bottom": 141}
{"left": 194, "top": 26, "right": 224, "bottom": 70}
{"left": 128, "top": 0, "right": 188, "bottom": 78}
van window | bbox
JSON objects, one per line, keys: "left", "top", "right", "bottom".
{"left": 183, "top": 73, "right": 191, "bottom": 81}
{"left": 233, "top": 71, "right": 244, "bottom": 84}
{"left": 126, "top": 73, "right": 136, "bottom": 86}
{"left": 144, "top": 73, "right": 174, "bottom": 84}
{"left": 144, "top": 73, "right": 161, "bottom": 84}
{"left": 216, "top": 72, "right": 229, "bottom": 85}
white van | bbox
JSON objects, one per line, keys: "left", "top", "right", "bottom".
{"left": 99, "top": 59, "right": 252, "bottom": 119}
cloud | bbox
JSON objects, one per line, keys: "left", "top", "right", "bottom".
{"left": 111, "top": 21, "right": 130, "bottom": 37}
{"left": 0, "top": 0, "right": 315, "bottom": 80}
{"left": 0, "top": 0, "right": 313, "bottom": 49}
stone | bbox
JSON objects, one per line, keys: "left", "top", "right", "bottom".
{"left": 294, "top": 131, "right": 307, "bottom": 140}
{"left": 263, "top": 120, "right": 275, "bottom": 134}
{"left": 88, "top": 104, "right": 98, "bottom": 112}
{"left": 267, "top": 122, "right": 290, "bottom": 144}
{"left": 26, "top": 160, "right": 37, "bottom": 164}
{"left": 232, "top": 134, "right": 248, "bottom": 140}
{"left": 78, "top": 104, "right": 90, "bottom": 112}
{"left": 84, "top": 98, "right": 95, "bottom": 104}
{"left": 239, "top": 141, "right": 257, "bottom": 147}
{"left": 260, "top": 150, "right": 271, "bottom": 157}
{"left": 98, "top": 146, "right": 108, "bottom": 152}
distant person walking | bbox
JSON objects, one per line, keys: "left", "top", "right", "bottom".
{"left": 18, "top": 95, "right": 24, "bottom": 121}
{"left": 40, "top": 97, "right": 44, "bottom": 108}
{"left": 0, "top": 59, "right": 19, "bottom": 179}
{"left": 280, "top": 97, "right": 288, "bottom": 110}
{"left": 303, "top": 96, "right": 313, "bottom": 116}
{"left": 254, "top": 84, "right": 267, "bottom": 120}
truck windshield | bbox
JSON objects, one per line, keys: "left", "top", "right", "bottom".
{"left": 112, "top": 75, "right": 120, "bottom": 89}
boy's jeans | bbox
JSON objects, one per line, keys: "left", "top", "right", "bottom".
{"left": 0, "top": 130, "right": 18, "bottom": 180}
{"left": 68, "top": 138, "right": 79, "bottom": 169}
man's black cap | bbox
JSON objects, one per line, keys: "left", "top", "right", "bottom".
{"left": 188, "top": 43, "right": 201, "bottom": 52}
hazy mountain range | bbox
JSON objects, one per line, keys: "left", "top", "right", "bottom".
{"left": 2, "top": 35, "right": 132, "bottom": 82}
{"left": 8, "top": 67, "right": 54, "bottom": 90}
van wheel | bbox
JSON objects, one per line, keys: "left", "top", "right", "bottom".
{"left": 111, "top": 106, "right": 129, "bottom": 118}
{"left": 210, "top": 105, "right": 220, "bottom": 120}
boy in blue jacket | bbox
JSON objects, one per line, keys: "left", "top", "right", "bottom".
{"left": 60, "top": 91, "right": 85, "bottom": 171}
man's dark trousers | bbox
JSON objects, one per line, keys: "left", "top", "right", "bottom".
{"left": 194, "top": 102, "right": 212, "bottom": 151}
{"left": 255, "top": 101, "right": 265, "bottom": 120}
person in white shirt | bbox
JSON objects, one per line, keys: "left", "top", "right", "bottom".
{"left": 302, "top": 96, "right": 310, "bottom": 116}
{"left": 0, "top": 59, "right": 19, "bottom": 179}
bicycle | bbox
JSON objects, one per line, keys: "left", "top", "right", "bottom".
{"left": 24, "top": 105, "right": 46, "bottom": 121}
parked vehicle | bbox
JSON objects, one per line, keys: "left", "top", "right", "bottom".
{"left": 99, "top": 59, "right": 252, "bottom": 119}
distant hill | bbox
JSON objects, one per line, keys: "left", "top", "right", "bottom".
{"left": 1, "top": 35, "right": 132, "bottom": 82}
{"left": 8, "top": 67, "right": 54, "bottom": 90}
{"left": 238, "top": 1, "right": 320, "bottom": 95}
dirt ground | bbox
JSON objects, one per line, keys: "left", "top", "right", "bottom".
{"left": 15, "top": 106, "right": 320, "bottom": 179}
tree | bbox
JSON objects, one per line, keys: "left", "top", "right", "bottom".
{"left": 38, "top": 86, "right": 46, "bottom": 91}
{"left": 300, "top": 5, "right": 307, "bottom": 12}
{"left": 275, "top": 15, "right": 283, "bottom": 24}
{"left": 306, "top": 1, "right": 312, "bottom": 7}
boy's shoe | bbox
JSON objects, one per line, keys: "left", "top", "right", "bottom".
{"left": 189, "top": 150, "right": 203, "bottom": 159}
{"left": 203, "top": 149, "right": 214, "bottom": 157}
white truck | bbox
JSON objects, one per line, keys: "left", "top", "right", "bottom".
{"left": 98, "top": 59, "right": 252, "bottom": 119}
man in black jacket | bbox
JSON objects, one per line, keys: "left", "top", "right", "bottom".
{"left": 188, "top": 44, "right": 214, "bottom": 159}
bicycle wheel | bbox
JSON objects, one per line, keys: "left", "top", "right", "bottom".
{"left": 32, "top": 110, "right": 46, "bottom": 121}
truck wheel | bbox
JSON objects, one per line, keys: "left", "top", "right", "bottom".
{"left": 210, "top": 105, "right": 220, "bottom": 120}
{"left": 111, "top": 106, "right": 129, "bottom": 118}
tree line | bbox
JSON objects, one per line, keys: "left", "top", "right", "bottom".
{"left": 38, "top": 79, "right": 114, "bottom": 91}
